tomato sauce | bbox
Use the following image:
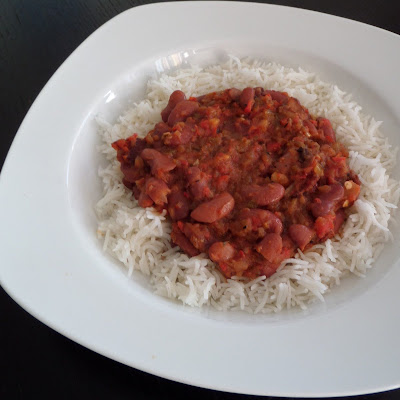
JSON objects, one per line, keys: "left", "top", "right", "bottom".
{"left": 112, "top": 87, "right": 361, "bottom": 279}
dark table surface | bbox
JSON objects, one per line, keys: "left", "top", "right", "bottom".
{"left": 1, "top": 1, "right": 399, "bottom": 399}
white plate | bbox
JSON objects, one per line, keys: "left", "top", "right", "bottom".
{"left": 1, "top": 2, "right": 400, "bottom": 396}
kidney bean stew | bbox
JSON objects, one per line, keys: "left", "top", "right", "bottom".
{"left": 112, "top": 88, "right": 361, "bottom": 279}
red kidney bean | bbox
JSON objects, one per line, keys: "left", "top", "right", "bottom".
{"left": 320, "top": 184, "right": 344, "bottom": 202}
{"left": 310, "top": 199, "right": 334, "bottom": 218}
{"left": 171, "top": 225, "right": 199, "bottom": 257}
{"left": 209, "top": 242, "right": 236, "bottom": 263}
{"left": 191, "top": 192, "right": 235, "bottom": 223}
{"left": 145, "top": 177, "right": 170, "bottom": 205}
{"left": 311, "top": 184, "right": 344, "bottom": 217}
{"left": 240, "top": 87, "right": 255, "bottom": 109}
{"left": 141, "top": 148, "right": 176, "bottom": 176}
{"left": 254, "top": 261, "right": 280, "bottom": 279}
{"left": 317, "top": 117, "right": 336, "bottom": 143}
{"left": 288, "top": 224, "right": 314, "bottom": 250}
{"left": 120, "top": 163, "right": 139, "bottom": 183}
{"left": 161, "top": 90, "right": 186, "bottom": 122}
{"left": 228, "top": 88, "right": 241, "bottom": 101}
{"left": 122, "top": 178, "right": 134, "bottom": 190}
{"left": 167, "top": 190, "right": 189, "bottom": 220}
{"left": 180, "top": 222, "right": 215, "bottom": 253}
{"left": 242, "top": 183, "right": 285, "bottom": 206}
{"left": 255, "top": 233, "right": 283, "bottom": 263}
{"left": 167, "top": 100, "right": 199, "bottom": 126}
{"left": 264, "top": 90, "right": 288, "bottom": 104}
{"left": 138, "top": 191, "right": 153, "bottom": 208}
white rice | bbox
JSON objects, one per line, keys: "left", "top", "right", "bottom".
{"left": 95, "top": 57, "right": 400, "bottom": 313}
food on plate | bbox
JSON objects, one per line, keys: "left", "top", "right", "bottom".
{"left": 111, "top": 87, "right": 361, "bottom": 279}
{"left": 96, "top": 58, "right": 399, "bottom": 313}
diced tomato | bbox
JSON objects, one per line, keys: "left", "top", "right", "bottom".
{"left": 314, "top": 215, "right": 335, "bottom": 239}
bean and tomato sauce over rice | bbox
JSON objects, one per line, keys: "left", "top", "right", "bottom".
{"left": 112, "top": 87, "right": 361, "bottom": 280}
{"left": 96, "top": 58, "right": 399, "bottom": 313}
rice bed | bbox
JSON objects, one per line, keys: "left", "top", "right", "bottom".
{"left": 95, "top": 58, "right": 400, "bottom": 313}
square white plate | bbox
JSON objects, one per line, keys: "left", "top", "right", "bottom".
{"left": 1, "top": 2, "right": 400, "bottom": 396}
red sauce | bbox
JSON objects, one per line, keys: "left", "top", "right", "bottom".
{"left": 112, "top": 87, "right": 361, "bottom": 279}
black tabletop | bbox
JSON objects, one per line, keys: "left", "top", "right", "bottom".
{"left": 1, "top": 1, "right": 399, "bottom": 399}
